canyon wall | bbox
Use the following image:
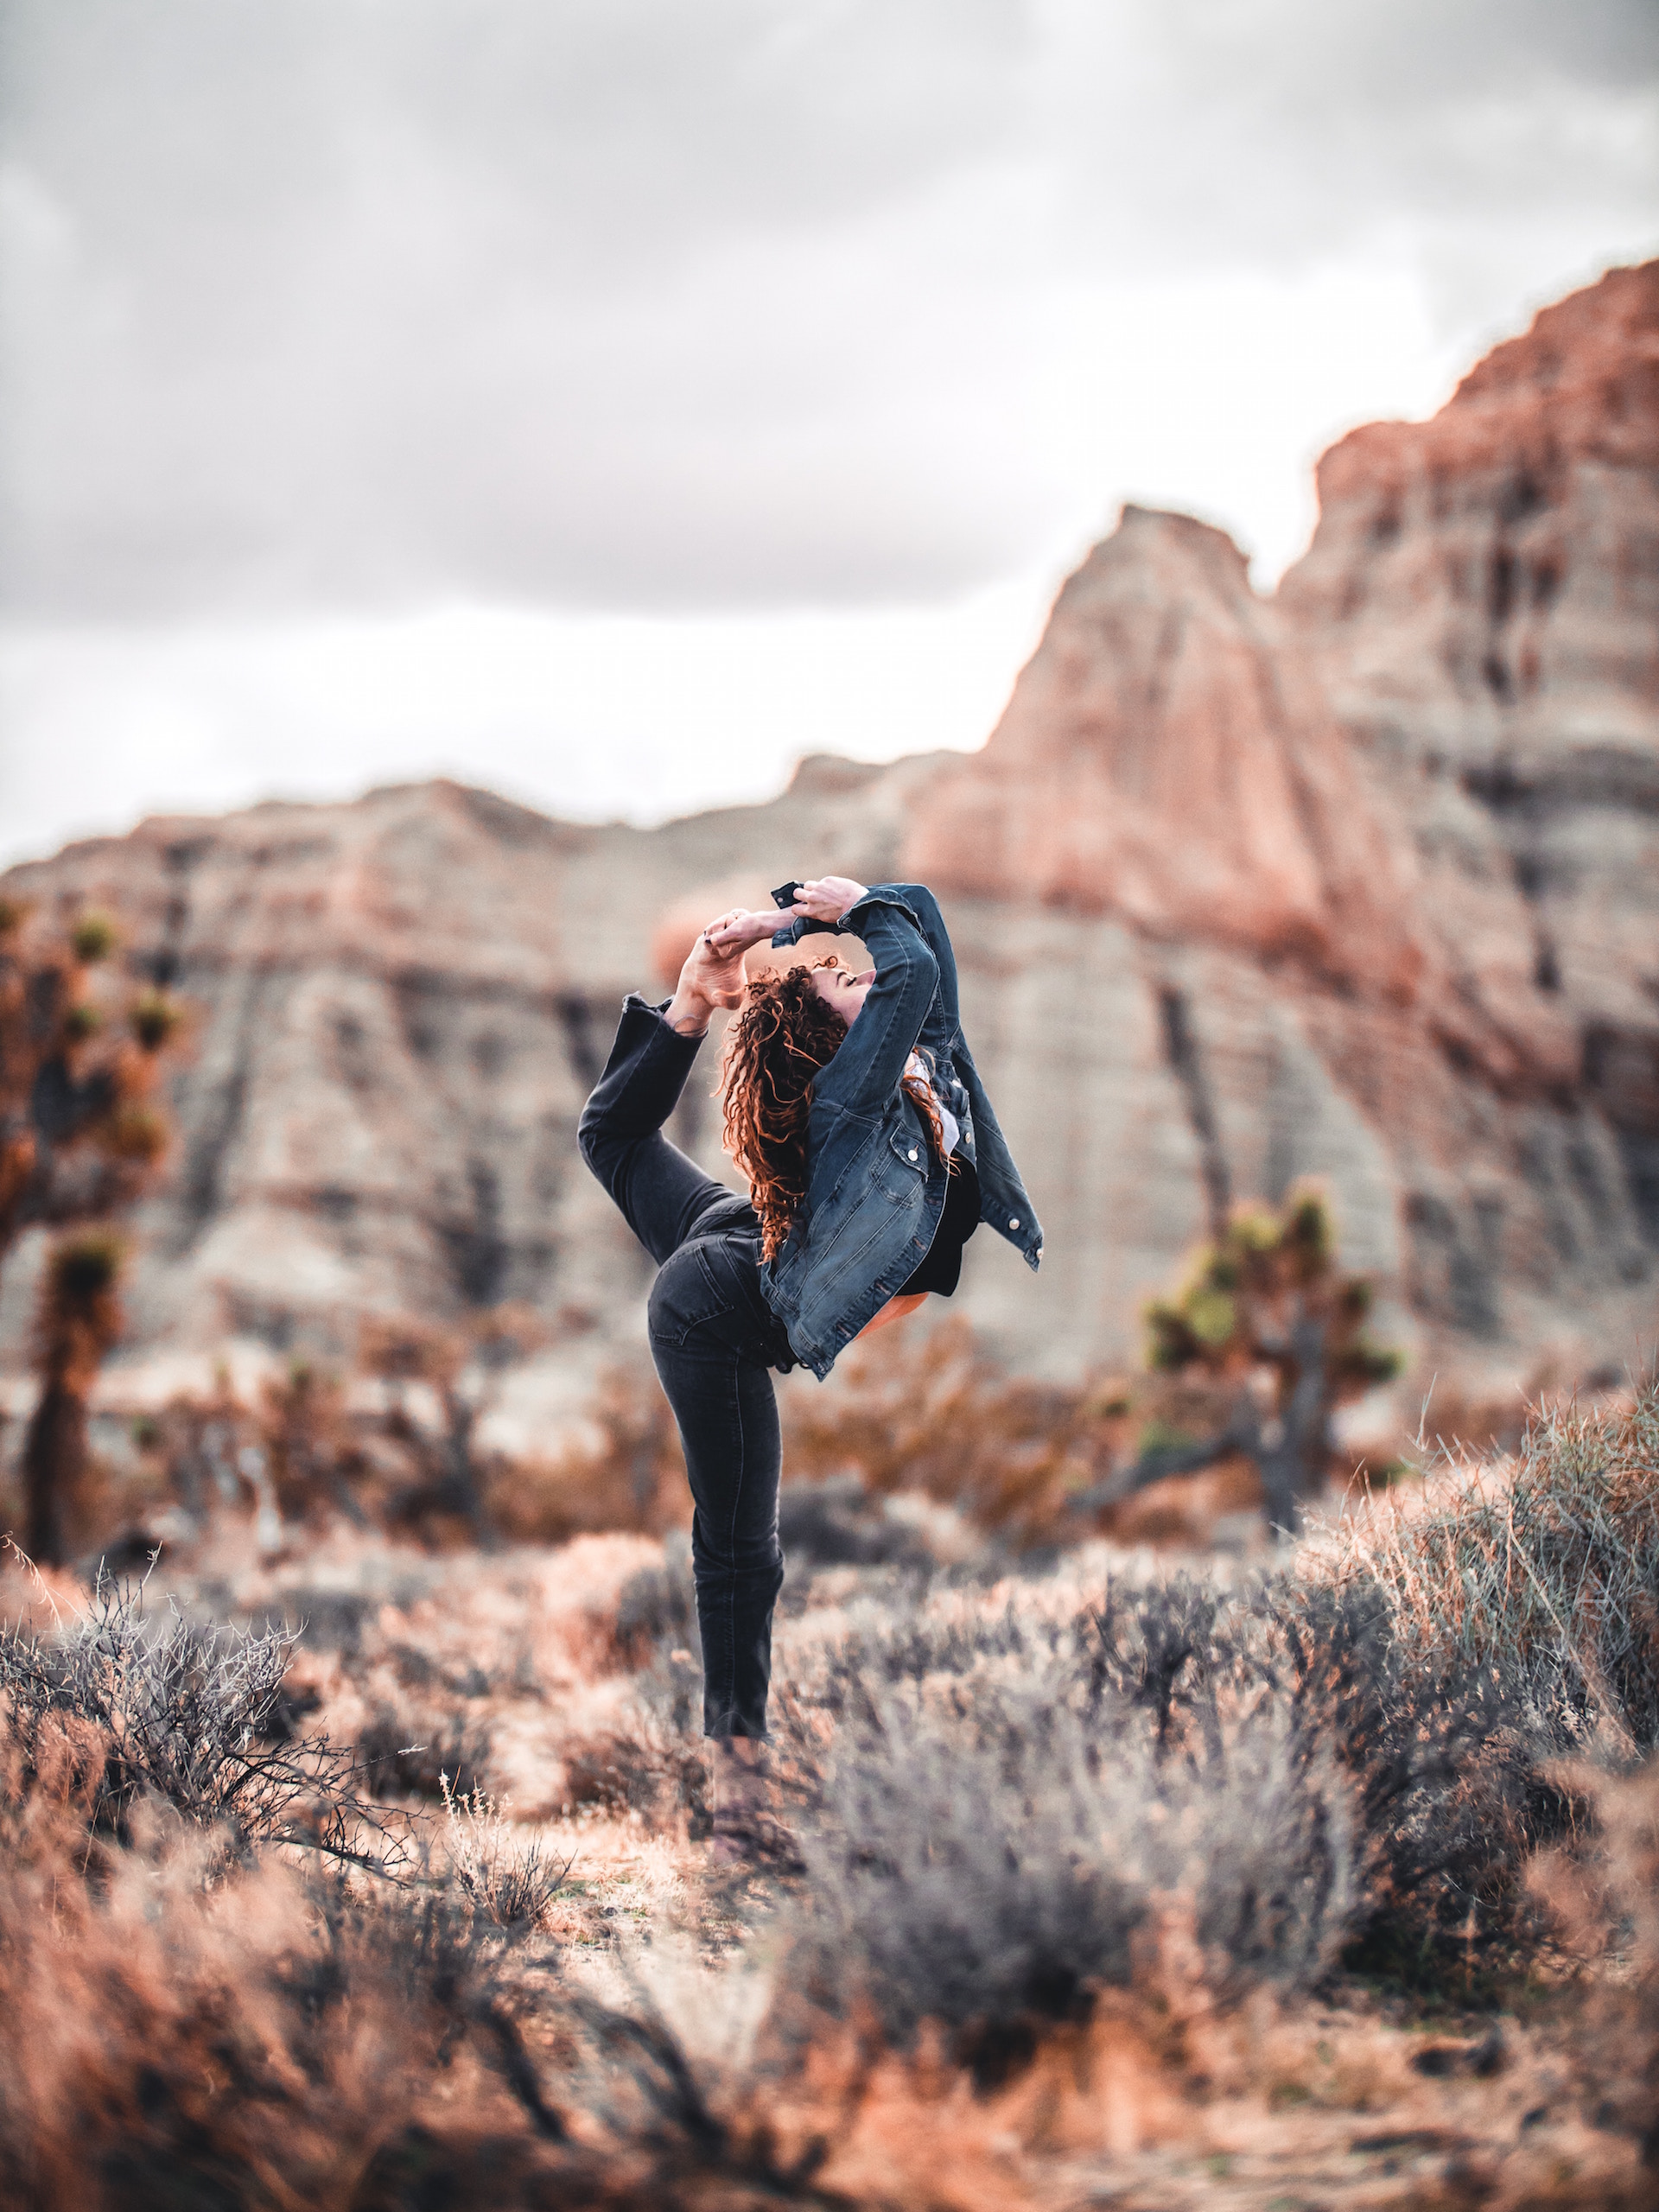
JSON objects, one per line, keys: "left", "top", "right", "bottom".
{"left": 2, "top": 262, "right": 1655, "bottom": 1401}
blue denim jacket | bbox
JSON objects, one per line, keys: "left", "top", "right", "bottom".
{"left": 762, "top": 882, "right": 1042, "bottom": 1378}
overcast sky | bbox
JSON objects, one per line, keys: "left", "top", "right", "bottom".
{"left": 2, "top": 0, "right": 1655, "bottom": 865}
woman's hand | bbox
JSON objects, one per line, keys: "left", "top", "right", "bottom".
{"left": 701, "top": 907, "right": 787, "bottom": 955}
{"left": 665, "top": 907, "right": 773, "bottom": 1034}
{"left": 789, "top": 876, "right": 868, "bottom": 925}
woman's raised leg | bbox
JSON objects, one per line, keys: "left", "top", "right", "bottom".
{"left": 579, "top": 994, "right": 731, "bottom": 1262}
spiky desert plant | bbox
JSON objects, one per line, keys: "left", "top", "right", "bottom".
{"left": 253, "top": 1358, "right": 363, "bottom": 1530}
{"left": 1077, "top": 1185, "right": 1400, "bottom": 1532}
{"left": 438, "top": 1773, "right": 566, "bottom": 1929}
{"left": 21, "top": 1231, "right": 127, "bottom": 1565}
{"left": 0, "top": 894, "right": 183, "bottom": 1264}
{"left": 0, "top": 1573, "right": 396, "bottom": 1866}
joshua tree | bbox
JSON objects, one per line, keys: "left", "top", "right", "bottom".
{"left": 1, "top": 896, "right": 182, "bottom": 1563}
{"left": 1076, "top": 1185, "right": 1401, "bottom": 1533}
{"left": 22, "top": 1230, "right": 127, "bottom": 1564}
{"left": 0, "top": 896, "right": 181, "bottom": 1262}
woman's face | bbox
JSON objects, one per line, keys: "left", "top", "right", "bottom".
{"left": 810, "top": 960, "right": 875, "bottom": 1026}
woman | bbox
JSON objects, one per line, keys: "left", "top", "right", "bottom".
{"left": 578, "top": 877, "right": 1040, "bottom": 1853}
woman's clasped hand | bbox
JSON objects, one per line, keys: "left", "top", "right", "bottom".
{"left": 669, "top": 880, "right": 870, "bottom": 1037}
{"left": 663, "top": 907, "right": 772, "bottom": 1033}
{"left": 703, "top": 877, "right": 868, "bottom": 949}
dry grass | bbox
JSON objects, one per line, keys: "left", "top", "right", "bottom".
{"left": 0, "top": 1388, "right": 1656, "bottom": 2207}
{"left": 781, "top": 1316, "right": 1199, "bottom": 1548}
{"left": 1315, "top": 1385, "right": 1659, "bottom": 1754}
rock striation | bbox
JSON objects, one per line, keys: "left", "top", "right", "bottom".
{"left": 2, "top": 261, "right": 1655, "bottom": 1400}
{"left": 1281, "top": 259, "right": 1659, "bottom": 1160}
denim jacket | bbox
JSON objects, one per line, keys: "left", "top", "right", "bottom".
{"left": 762, "top": 882, "right": 1041, "bottom": 1378}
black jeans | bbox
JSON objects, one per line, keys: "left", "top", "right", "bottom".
{"left": 578, "top": 996, "right": 791, "bottom": 1739}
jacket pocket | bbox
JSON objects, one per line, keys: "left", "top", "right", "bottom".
{"left": 874, "top": 1117, "right": 929, "bottom": 1205}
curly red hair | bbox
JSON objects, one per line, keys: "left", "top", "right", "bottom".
{"left": 721, "top": 958, "right": 949, "bottom": 1262}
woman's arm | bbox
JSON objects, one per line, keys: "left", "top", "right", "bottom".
{"left": 764, "top": 880, "right": 959, "bottom": 1039}
{"left": 872, "top": 883, "right": 961, "bottom": 1052}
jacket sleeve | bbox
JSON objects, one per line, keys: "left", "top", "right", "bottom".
{"left": 778, "top": 886, "right": 939, "bottom": 1118}
{"left": 874, "top": 881, "right": 961, "bottom": 1053}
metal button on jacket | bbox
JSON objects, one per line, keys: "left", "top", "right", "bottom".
{"left": 1009, "top": 1216, "right": 1020, "bottom": 1229}
{"left": 908, "top": 1147, "right": 918, "bottom": 1161}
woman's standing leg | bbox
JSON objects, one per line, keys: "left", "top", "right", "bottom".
{"left": 582, "top": 991, "right": 787, "bottom": 1848}
{"left": 647, "top": 1242, "right": 785, "bottom": 1741}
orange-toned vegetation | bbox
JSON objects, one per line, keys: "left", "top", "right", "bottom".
{"left": 0, "top": 1388, "right": 1656, "bottom": 2207}
{"left": 3, "top": 1301, "right": 1279, "bottom": 1577}
{"left": 0, "top": 895, "right": 183, "bottom": 1563}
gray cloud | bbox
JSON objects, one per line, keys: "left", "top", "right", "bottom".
{"left": 2, "top": 0, "right": 1654, "bottom": 619}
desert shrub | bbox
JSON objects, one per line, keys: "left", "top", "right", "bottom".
{"left": 562, "top": 1719, "right": 710, "bottom": 1827}
{"left": 566, "top": 1541, "right": 711, "bottom": 1820}
{"left": 257, "top": 1359, "right": 371, "bottom": 1525}
{"left": 270, "top": 1583, "right": 375, "bottom": 1656}
{"left": 798, "top": 1588, "right": 1046, "bottom": 1715}
{"left": 771, "top": 1563, "right": 1563, "bottom": 2044}
{"left": 0, "top": 1787, "right": 845, "bottom": 2210}
{"left": 1321, "top": 1384, "right": 1659, "bottom": 1753}
{"left": 1286, "top": 1388, "right": 1659, "bottom": 1987}
{"left": 783, "top": 1319, "right": 1143, "bottom": 1548}
{"left": 776, "top": 1476, "right": 938, "bottom": 1570}
{"left": 0, "top": 1827, "right": 855, "bottom": 2212}
{"left": 0, "top": 1821, "right": 559, "bottom": 2212}
{"left": 783, "top": 1689, "right": 1357, "bottom": 2079}
{"left": 612, "top": 1534, "right": 699, "bottom": 1670}
{"left": 1526, "top": 1753, "right": 1659, "bottom": 2150}
{"left": 359, "top": 1305, "right": 552, "bottom": 1541}
{"left": 774, "top": 1579, "right": 1360, "bottom": 2069}
{"left": 0, "top": 1574, "right": 388, "bottom": 1869}
{"left": 489, "top": 1363, "right": 690, "bottom": 1546}
{"left": 1274, "top": 1581, "right": 1548, "bottom": 1989}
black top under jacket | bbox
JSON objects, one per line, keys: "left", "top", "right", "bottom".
{"left": 896, "top": 1154, "right": 981, "bottom": 1297}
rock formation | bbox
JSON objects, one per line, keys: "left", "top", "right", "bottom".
{"left": 1282, "top": 257, "right": 1659, "bottom": 1160}
{"left": 906, "top": 258, "right": 1659, "bottom": 1376}
{"left": 2, "top": 261, "right": 1654, "bottom": 1403}
{"left": 906, "top": 505, "right": 1424, "bottom": 1001}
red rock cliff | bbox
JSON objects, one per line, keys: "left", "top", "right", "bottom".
{"left": 905, "top": 505, "right": 1423, "bottom": 1002}
{"left": 1281, "top": 261, "right": 1659, "bottom": 1080}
